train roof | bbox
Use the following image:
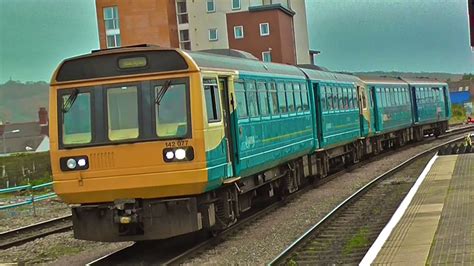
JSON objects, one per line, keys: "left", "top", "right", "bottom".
{"left": 399, "top": 77, "right": 447, "bottom": 86}
{"left": 299, "top": 67, "right": 361, "bottom": 84}
{"left": 358, "top": 76, "right": 409, "bottom": 85}
{"left": 186, "top": 50, "right": 306, "bottom": 79}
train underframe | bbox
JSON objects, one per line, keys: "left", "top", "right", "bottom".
{"left": 71, "top": 120, "right": 449, "bottom": 242}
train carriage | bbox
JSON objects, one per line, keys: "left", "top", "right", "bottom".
{"left": 401, "top": 78, "right": 451, "bottom": 138}
{"left": 50, "top": 45, "right": 317, "bottom": 241}
{"left": 50, "top": 45, "right": 452, "bottom": 243}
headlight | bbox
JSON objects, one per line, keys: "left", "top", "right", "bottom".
{"left": 66, "top": 159, "right": 77, "bottom": 169}
{"left": 163, "top": 147, "right": 194, "bottom": 162}
{"left": 165, "top": 151, "right": 175, "bottom": 160}
{"left": 175, "top": 148, "right": 186, "bottom": 160}
{"left": 60, "top": 156, "right": 89, "bottom": 171}
{"left": 77, "top": 158, "right": 87, "bottom": 167}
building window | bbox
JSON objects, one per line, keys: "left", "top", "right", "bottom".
{"left": 103, "top": 6, "right": 121, "bottom": 48}
{"left": 234, "top": 26, "right": 244, "bottom": 39}
{"left": 176, "top": 0, "right": 189, "bottom": 24}
{"left": 179, "top": 30, "right": 191, "bottom": 50}
{"left": 209, "top": 28, "right": 218, "bottom": 41}
{"left": 207, "top": 0, "right": 215, "bottom": 12}
{"left": 232, "top": 0, "right": 241, "bottom": 10}
{"left": 259, "top": 22, "right": 270, "bottom": 36}
{"left": 262, "top": 51, "right": 272, "bottom": 62}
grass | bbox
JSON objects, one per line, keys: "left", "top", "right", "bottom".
{"left": 343, "top": 227, "right": 370, "bottom": 255}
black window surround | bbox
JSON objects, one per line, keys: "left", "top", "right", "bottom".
{"left": 57, "top": 77, "right": 191, "bottom": 149}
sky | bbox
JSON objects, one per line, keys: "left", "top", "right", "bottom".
{"left": 0, "top": 0, "right": 472, "bottom": 83}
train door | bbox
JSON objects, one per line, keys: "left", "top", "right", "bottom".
{"left": 357, "top": 86, "right": 365, "bottom": 135}
{"left": 442, "top": 86, "right": 451, "bottom": 118}
{"left": 219, "top": 77, "right": 236, "bottom": 176}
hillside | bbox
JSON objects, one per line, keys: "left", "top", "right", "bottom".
{"left": 352, "top": 71, "right": 464, "bottom": 82}
{"left": 0, "top": 80, "right": 49, "bottom": 123}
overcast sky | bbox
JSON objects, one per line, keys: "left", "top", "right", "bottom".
{"left": 0, "top": 0, "right": 472, "bottom": 83}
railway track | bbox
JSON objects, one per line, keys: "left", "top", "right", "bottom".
{"left": 0, "top": 215, "right": 72, "bottom": 250}
{"left": 269, "top": 135, "right": 469, "bottom": 265}
{"left": 86, "top": 126, "right": 474, "bottom": 265}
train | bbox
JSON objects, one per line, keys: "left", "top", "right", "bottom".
{"left": 49, "top": 45, "right": 451, "bottom": 241}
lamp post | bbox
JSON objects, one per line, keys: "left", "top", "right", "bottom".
{"left": 2, "top": 129, "right": 20, "bottom": 154}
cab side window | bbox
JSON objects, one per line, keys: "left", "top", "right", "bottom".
{"left": 204, "top": 78, "right": 221, "bottom": 122}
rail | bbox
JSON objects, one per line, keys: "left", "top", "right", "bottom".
{"left": 269, "top": 134, "right": 470, "bottom": 265}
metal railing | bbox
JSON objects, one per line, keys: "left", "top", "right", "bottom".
{"left": 0, "top": 182, "right": 57, "bottom": 212}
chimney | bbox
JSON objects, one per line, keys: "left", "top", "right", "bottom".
{"left": 38, "top": 107, "right": 49, "bottom": 136}
{"left": 38, "top": 107, "right": 48, "bottom": 126}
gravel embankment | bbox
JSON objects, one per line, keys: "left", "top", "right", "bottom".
{"left": 0, "top": 133, "right": 468, "bottom": 264}
{"left": 0, "top": 197, "right": 70, "bottom": 232}
{"left": 187, "top": 137, "right": 465, "bottom": 265}
{"left": 0, "top": 231, "right": 131, "bottom": 265}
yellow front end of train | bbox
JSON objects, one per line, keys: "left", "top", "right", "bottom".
{"left": 49, "top": 46, "right": 226, "bottom": 241}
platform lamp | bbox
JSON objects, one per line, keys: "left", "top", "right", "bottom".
{"left": 2, "top": 129, "right": 20, "bottom": 154}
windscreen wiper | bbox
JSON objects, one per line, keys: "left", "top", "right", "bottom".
{"left": 61, "top": 89, "right": 79, "bottom": 113}
{"left": 155, "top": 80, "right": 172, "bottom": 105}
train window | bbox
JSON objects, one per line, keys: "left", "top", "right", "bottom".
{"left": 204, "top": 79, "right": 222, "bottom": 123}
{"left": 294, "top": 83, "right": 302, "bottom": 113}
{"left": 286, "top": 83, "right": 295, "bottom": 113}
{"left": 348, "top": 88, "right": 353, "bottom": 109}
{"left": 332, "top": 87, "right": 339, "bottom": 110}
{"left": 234, "top": 82, "right": 248, "bottom": 118}
{"left": 320, "top": 86, "right": 327, "bottom": 111}
{"left": 267, "top": 83, "right": 279, "bottom": 115}
{"left": 257, "top": 82, "right": 269, "bottom": 116}
{"left": 336, "top": 87, "right": 342, "bottom": 110}
{"left": 107, "top": 86, "right": 139, "bottom": 141}
{"left": 301, "top": 84, "right": 309, "bottom": 111}
{"left": 343, "top": 87, "right": 349, "bottom": 109}
{"left": 155, "top": 83, "right": 188, "bottom": 138}
{"left": 326, "top": 87, "right": 333, "bottom": 111}
{"left": 246, "top": 81, "right": 259, "bottom": 117}
{"left": 277, "top": 83, "right": 287, "bottom": 114}
{"left": 62, "top": 92, "right": 92, "bottom": 145}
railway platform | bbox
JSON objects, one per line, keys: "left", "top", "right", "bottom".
{"left": 362, "top": 153, "right": 474, "bottom": 265}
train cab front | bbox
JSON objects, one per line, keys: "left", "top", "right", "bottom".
{"left": 49, "top": 47, "right": 214, "bottom": 241}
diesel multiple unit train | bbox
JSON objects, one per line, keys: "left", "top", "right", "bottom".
{"left": 50, "top": 45, "right": 451, "bottom": 241}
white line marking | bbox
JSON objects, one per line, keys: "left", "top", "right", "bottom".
{"left": 359, "top": 154, "right": 439, "bottom": 266}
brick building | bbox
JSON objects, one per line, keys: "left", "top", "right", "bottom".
{"left": 95, "top": 0, "right": 311, "bottom": 64}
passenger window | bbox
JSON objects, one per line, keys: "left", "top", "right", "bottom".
{"left": 204, "top": 79, "right": 222, "bottom": 123}
{"left": 107, "top": 86, "right": 139, "bottom": 141}
{"left": 294, "top": 83, "right": 302, "bottom": 113}
{"left": 62, "top": 91, "right": 92, "bottom": 145}
{"left": 234, "top": 82, "right": 248, "bottom": 118}
{"left": 246, "top": 81, "right": 259, "bottom": 117}
{"left": 347, "top": 88, "right": 354, "bottom": 110}
{"left": 286, "top": 83, "right": 295, "bottom": 113}
{"left": 343, "top": 87, "right": 348, "bottom": 109}
{"left": 326, "top": 87, "right": 333, "bottom": 111}
{"left": 257, "top": 82, "right": 269, "bottom": 116}
{"left": 320, "top": 86, "right": 326, "bottom": 111}
{"left": 301, "top": 84, "right": 309, "bottom": 111}
{"left": 332, "top": 87, "right": 339, "bottom": 110}
{"left": 267, "top": 83, "right": 279, "bottom": 115}
{"left": 336, "top": 87, "right": 344, "bottom": 110}
{"left": 277, "top": 83, "right": 287, "bottom": 113}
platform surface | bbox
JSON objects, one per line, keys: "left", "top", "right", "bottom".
{"left": 373, "top": 154, "right": 474, "bottom": 265}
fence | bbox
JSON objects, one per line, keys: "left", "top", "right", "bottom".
{"left": 0, "top": 182, "right": 57, "bottom": 213}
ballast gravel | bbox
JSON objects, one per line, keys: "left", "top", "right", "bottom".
{"left": 186, "top": 137, "right": 462, "bottom": 265}
{"left": 0, "top": 133, "right": 467, "bottom": 264}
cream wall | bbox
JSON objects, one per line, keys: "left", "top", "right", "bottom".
{"left": 290, "top": 0, "right": 310, "bottom": 64}
{"left": 185, "top": 0, "right": 310, "bottom": 64}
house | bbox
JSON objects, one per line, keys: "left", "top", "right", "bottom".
{"left": 0, "top": 108, "right": 49, "bottom": 156}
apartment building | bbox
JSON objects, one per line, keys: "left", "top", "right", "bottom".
{"left": 95, "top": 0, "right": 311, "bottom": 64}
